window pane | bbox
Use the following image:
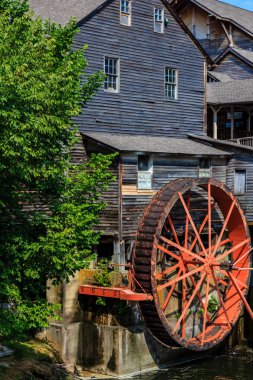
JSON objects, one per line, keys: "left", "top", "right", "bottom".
{"left": 121, "top": 0, "right": 130, "bottom": 14}
{"left": 155, "top": 8, "right": 163, "bottom": 21}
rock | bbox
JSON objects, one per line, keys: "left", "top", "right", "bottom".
{"left": 0, "top": 361, "right": 9, "bottom": 368}
{"left": 32, "top": 363, "right": 52, "bottom": 378}
{"left": 0, "top": 346, "right": 14, "bottom": 358}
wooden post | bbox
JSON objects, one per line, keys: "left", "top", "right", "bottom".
{"left": 203, "top": 62, "right": 207, "bottom": 134}
{"left": 211, "top": 106, "right": 221, "bottom": 139}
{"left": 247, "top": 110, "right": 252, "bottom": 133}
{"left": 231, "top": 106, "right": 235, "bottom": 139}
{"left": 247, "top": 112, "right": 251, "bottom": 133}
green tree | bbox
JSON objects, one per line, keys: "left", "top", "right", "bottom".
{"left": 0, "top": 0, "right": 114, "bottom": 339}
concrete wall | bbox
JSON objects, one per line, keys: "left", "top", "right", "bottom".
{"left": 45, "top": 269, "right": 226, "bottom": 376}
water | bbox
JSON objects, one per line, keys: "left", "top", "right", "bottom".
{"left": 132, "top": 347, "right": 253, "bottom": 380}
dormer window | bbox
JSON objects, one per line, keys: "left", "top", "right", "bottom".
{"left": 120, "top": 0, "right": 131, "bottom": 27}
{"left": 154, "top": 8, "right": 164, "bottom": 34}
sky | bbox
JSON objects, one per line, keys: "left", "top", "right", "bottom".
{"left": 222, "top": 0, "right": 253, "bottom": 11}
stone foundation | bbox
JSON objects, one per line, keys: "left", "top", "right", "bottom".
{"left": 45, "top": 269, "right": 243, "bottom": 376}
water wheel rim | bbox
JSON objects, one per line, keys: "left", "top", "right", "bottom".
{"left": 135, "top": 178, "right": 251, "bottom": 351}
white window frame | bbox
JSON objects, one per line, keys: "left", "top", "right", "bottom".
{"left": 234, "top": 169, "right": 247, "bottom": 195}
{"left": 137, "top": 155, "right": 153, "bottom": 190}
{"left": 104, "top": 56, "right": 120, "bottom": 93}
{"left": 154, "top": 7, "right": 164, "bottom": 34}
{"left": 165, "top": 67, "right": 178, "bottom": 100}
{"left": 120, "top": 0, "right": 132, "bottom": 27}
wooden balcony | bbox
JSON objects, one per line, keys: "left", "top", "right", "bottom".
{"left": 230, "top": 136, "right": 253, "bottom": 147}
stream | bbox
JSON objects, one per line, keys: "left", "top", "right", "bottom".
{"left": 131, "top": 346, "right": 253, "bottom": 380}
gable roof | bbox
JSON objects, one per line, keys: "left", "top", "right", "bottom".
{"left": 28, "top": 0, "right": 212, "bottom": 63}
{"left": 207, "top": 79, "right": 253, "bottom": 105}
{"left": 215, "top": 46, "right": 253, "bottom": 67}
{"left": 171, "top": 0, "right": 253, "bottom": 38}
{"left": 207, "top": 71, "right": 233, "bottom": 82}
{"left": 28, "top": 0, "right": 107, "bottom": 25}
{"left": 82, "top": 132, "right": 230, "bottom": 156}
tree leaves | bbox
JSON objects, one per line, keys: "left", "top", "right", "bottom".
{"left": 0, "top": 0, "right": 111, "bottom": 339}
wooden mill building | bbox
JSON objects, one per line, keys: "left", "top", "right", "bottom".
{"left": 29, "top": 0, "right": 253, "bottom": 261}
{"left": 170, "top": 0, "right": 253, "bottom": 142}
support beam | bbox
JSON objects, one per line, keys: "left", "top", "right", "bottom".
{"left": 222, "top": 22, "right": 233, "bottom": 47}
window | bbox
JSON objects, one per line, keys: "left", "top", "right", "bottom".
{"left": 199, "top": 158, "right": 212, "bottom": 178}
{"left": 234, "top": 170, "right": 246, "bottom": 195}
{"left": 104, "top": 57, "right": 119, "bottom": 92}
{"left": 165, "top": 68, "right": 178, "bottom": 100}
{"left": 120, "top": 0, "right": 131, "bottom": 26}
{"left": 137, "top": 155, "right": 152, "bottom": 190}
{"left": 154, "top": 8, "right": 164, "bottom": 33}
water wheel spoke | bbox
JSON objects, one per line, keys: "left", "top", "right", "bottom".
{"left": 216, "top": 238, "right": 250, "bottom": 263}
{"left": 156, "top": 262, "right": 181, "bottom": 280}
{"left": 211, "top": 199, "right": 236, "bottom": 259}
{"left": 178, "top": 192, "right": 208, "bottom": 258}
{"left": 216, "top": 278, "right": 229, "bottom": 287}
{"left": 233, "top": 247, "right": 253, "bottom": 266}
{"left": 172, "top": 272, "right": 206, "bottom": 334}
{"left": 162, "top": 268, "right": 183, "bottom": 311}
{"left": 167, "top": 216, "right": 181, "bottom": 246}
{"left": 184, "top": 192, "right": 191, "bottom": 250}
{"left": 157, "top": 265, "right": 204, "bottom": 292}
{"left": 211, "top": 269, "right": 231, "bottom": 329}
{"left": 219, "top": 269, "right": 248, "bottom": 289}
{"left": 198, "top": 238, "right": 230, "bottom": 257}
{"left": 201, "top": 274, "right": 211, "bottom": 346}
{"left": 227, "top": 272, "right": 253, "bottom": 320}
{"left": 160, "top": 236, "right": 206, "bottom": 263}
{"left": 188, "top": 272, "right": 212, "bottom": 324}
{"left": 182, "top": 270, "right": 187, "bottom": 338}
{"left": 157, "top": 244, "right": 181, "bottom": 262}
{"left": 189, "top": 201, "right": 216, "bottom": 253}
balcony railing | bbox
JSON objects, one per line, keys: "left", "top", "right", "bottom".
{"left": 230, "top": 136, "right": 253, "bottom": 147}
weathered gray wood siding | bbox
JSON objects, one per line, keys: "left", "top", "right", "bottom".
{"left": 226, "top": 155, "right": 253, "bottom": 223}
{"left": 233, "top": 28, "right": 253, "bottom": 50}
{"left": 121, "top": 153, "right": 227, "bottom": 239}
{"left": 214, "top": 54, "right": 253, "bottom": 80}
{"left": 200, "top": 20, "right": 228, "bottom": 59}
{"left": 82, "top": 138, "right": 120, "bottom": 235}
{"left": 73, "top": 0, "right": 205, "bottom": 137}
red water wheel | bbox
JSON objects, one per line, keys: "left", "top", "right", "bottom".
{"left": 133, "top": 178, "right": 252, "bottom": 351}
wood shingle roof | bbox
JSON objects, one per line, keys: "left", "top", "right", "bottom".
{"left": 28, "top": 0, "right": 107, "bottom": 25}
{"left": 82, "top": 132, "right": 230, "bottom": 156}
{"left": 207, "top": 79, "right": 253, "bottom": 105}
